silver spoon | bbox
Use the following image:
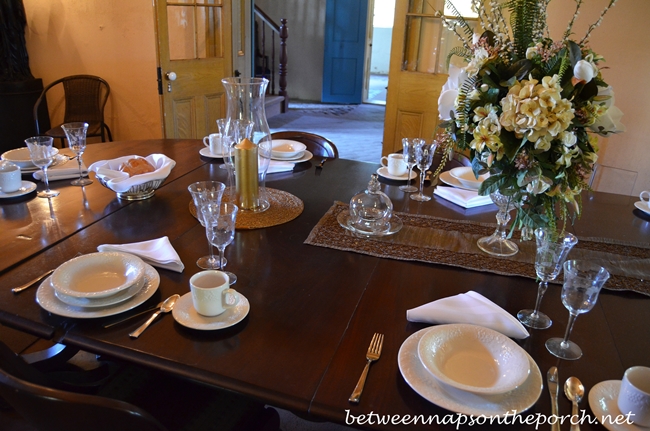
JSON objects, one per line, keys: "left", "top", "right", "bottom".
{"left": 129, "top": 294, "right": 180, "bottom": 338}
{"left": 11, "top": 269, "right": 55, "bottom": 294}
{"left": 565, "top": 376, "right": 585, "bottom": 431}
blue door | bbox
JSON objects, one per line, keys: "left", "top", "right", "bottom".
{"left": 322, "top": 0, "right": 369, "bottom": 103}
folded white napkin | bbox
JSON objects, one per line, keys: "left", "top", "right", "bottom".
{"left": 97, "top": 236, "right": 184, "bottom": 273}
{"left": 407, "top": 291, "right": 530, "bottom": 339}
{"left": 267, "top": 160, "right": 295, "bottom": 174}
{"left": 434, "top": 186, "right": 493, "bottom": 208}
{"left": 88, "top": 154, "right": 176, "bottom": 193}
{"left": 33, "top": 163, "right": 88, "bottom": 181}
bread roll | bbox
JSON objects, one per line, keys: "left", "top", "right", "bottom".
{"left": 119, "top": 158, "right": 155, "bottom": 177}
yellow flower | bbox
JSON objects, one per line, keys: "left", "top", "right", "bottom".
{"left": 470, "top": 124, "right": 502, "bottom": 154}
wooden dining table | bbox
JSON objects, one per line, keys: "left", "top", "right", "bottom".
{"left": 1, "top": 139, "right": 649, "bottom": 430}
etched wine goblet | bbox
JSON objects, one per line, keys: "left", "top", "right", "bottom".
{"left": 400, "top": 138, "right": 422, "bottom": 193}
{"left": 409, "top": 141, "right": 437, "bottom": 202}
{"left": 62, "top": 122, "right": 92, "bottom": 186}
{"left": 202, "top": 202, "right": 239, "bottom": 285}
{"left": 188, "top": 181, "right": 226, "bottom": 269}
{"left": 25, "top": 136, "right": 59, "bottom": 198}
{"left": 517, "top": 228, "right": 578, "bottom": 329}
{"left": 546, "top": 260, "right": 610, "bottom": 360}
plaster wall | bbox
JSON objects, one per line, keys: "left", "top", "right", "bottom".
{"left": 23, "top": 0, "right": 162, "bottom": 142}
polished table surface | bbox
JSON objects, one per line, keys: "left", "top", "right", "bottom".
{"left": 1, "top": 139, "right": 649, "bottom": 430}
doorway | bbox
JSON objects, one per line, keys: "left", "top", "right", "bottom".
{"left": 364, "top": 0, "right": 394, "bottom": 105}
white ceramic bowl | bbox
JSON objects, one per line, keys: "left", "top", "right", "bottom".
{"left": 449, "top": 167, "right": 489, "bottom": 190}
{"left": 417, "top": 324, "right": 530, "bottom": 395}
{"left": 271, "top": 140, "right": 307, "bottom": 159}
{"left": 51, "top": 252, "right": 146, "bottom": 299}
{"left": 2, "top": 147, "right": 59, "bottom": 169}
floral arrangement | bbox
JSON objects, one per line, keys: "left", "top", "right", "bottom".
{"left": 436, "top": 0, "right": 625, "bottom": 235}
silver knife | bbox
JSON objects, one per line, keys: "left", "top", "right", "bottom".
{"left": 548, "top": 366, "right": 560, "bottom": 431}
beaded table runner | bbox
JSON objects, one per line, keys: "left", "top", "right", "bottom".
{"left": 190, "top": 188, "right": 304, "bottom": 229}
{"left": 305, "top": 202, "right": 650, "bottom": 296}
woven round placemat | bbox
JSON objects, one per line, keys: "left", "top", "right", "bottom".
{"left": 190, "top": 187, "right": 304, "bottom": 229}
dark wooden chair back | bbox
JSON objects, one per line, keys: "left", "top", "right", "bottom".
{"left": 271, "top": 130, "right": 339, "bottom": 159}
{"left": 33, "top": 75, "right": 113, "bottom": 145}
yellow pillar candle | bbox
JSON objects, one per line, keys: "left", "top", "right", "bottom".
{"left": 234, "top": 138, "right": 259, "bottom": 210}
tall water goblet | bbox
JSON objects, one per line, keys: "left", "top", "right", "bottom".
{"left": 400, "top": 138, "right": 422, "bottom": 192}
{"left": 188, "top": 181, "right": 226, "bottom": 269}
{"left": 409, "top": 141, "right": 437, "bottom": 202}
{"left": 25, "top": 136, "right": 59, "bottom": 198}
{"left": 203, "top": 202, "right": 239, "bottom": 285}
{"left": 517, "top": 228, "right": 578, "bottom": 329}
{"left": 546, "top": 260, "right": 610, "bottom": 360}
{"left": 476, "top": 190, "right": 519, "bottom": 256}
{"left": 62, "top": 122, "right": 92, "bottom": 186}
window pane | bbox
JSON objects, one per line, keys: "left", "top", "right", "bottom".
{"left": 196, "top": 6, "right": 223, "bottom": 59}
{"left": 168, "top": 5, "right": 196, "bottom": 60}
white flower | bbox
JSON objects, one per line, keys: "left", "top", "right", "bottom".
{"left": 573, "top": 59, "right": 598, "bottom": 83}
{"left": 438, "top": 65, "right": 469, "bottom": 120}
{"left": 589, "top": 86, "right": 626, "bottom": 135}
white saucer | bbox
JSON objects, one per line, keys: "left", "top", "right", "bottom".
{"left": 398, "top": 327, "right": 542, "bottom": 417}
{"left": 271, "top": 150, "right": 313, "bottom": 163}
{"left": 634, "top": 201, "right": 650, "bottom": 215}
{"left": 0, "top": 181, "right": 37, "bottom": 198}
{"left": 36, "top": 264, "right": 159, "bottom": 318}
{"left": 199, "top": 147, "right": 224, "bottom": 159}
{"left": 439, "top": 171, "right": 479, "bottom": 191}
{"left": 336, "top": 209, "right": 403, "bottom": 237}
{"left": 589, "top": 380, "right": 644, "bottom": 431}
{"left": 172, "top": 291, "right": 249, "bottom": 330}
{"left": 377, "top": 167, "right": 417, "bottom": 181}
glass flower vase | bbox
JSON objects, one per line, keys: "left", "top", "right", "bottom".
{"left": 477, "top": 190, "right": 519, "bottom": 257}
{"left": 221, "top": 77, "right": 272, "bottom": 212}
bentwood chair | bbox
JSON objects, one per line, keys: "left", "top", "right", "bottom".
{"left": 271, "top": 130, "right": 339, "bottom": 159}
{"left": 33, "top": 75, "right": 113, "bottom": 145}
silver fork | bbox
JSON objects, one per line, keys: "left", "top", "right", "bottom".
{"left": 349, "top": 332, "right": 384, "bottom": 403}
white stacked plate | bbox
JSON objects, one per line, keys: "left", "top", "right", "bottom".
{"left": 1, "top": 147, "right": 69, "bottom": 173}
{"left": 270, "top": 139, "right": 313, "bottom": 163}
{"left": 398, "top": 324, "right": 542, "bottom": 417}
{"left": 440, "top": 167, "right": 489, "bottom": 191}
{"left": 36, "top": 252, "right": 160, "bottom": 318}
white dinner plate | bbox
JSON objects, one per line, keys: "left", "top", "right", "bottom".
{"left": 172, "top": 291, "right": 249, "bottom": 330}
{"left": 634, "top": 201, "right": 650, "bottom": 215}
{"left": 439, "top": 171, "right": 479, "bottom": 191}
{"left": 398, "top": 327, "right": 542, "bottom": 417}
{"left": 376, "top": 167, "right": 417, "bottom": 181}
{"left": 588, "top": 380, "right": 643, "bottom": 431}
{"left": 53, "top": 276, "right": 146, "bottom": 308}
{"left": 0, "top": 181, "right": 37, "bottom": 199}
{"left": 36, "top": 264, "right": 159, "bottom": 318}
{"left": 271, "top": 150, "right": 313, "bottom": 163}
{"left": 199, "top": 147, "right": 224, "bottom": 159}
{"left": 20, "top": 154, "right": 71, "bottom": 173}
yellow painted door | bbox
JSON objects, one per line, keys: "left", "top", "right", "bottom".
{"left": 382, "top": 0, "right": 470, "bottom": 154}
{"left": 154, "top": 0, "right": 233, "bottom": 138}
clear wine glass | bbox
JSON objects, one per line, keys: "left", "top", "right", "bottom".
{"left": 25, "top": 136, "right": 59, "bottom": 198}
{"left": 217, "top": 118, "right": 229, "bottom": 169}
{"left": 202, "top": 202, "right": 239, "bottom": 285}
{"left": 61, "top": 122, "right": 92, "bottom": 186}
{"left": 477, "top": 190, "right": 519, "bottom": 256}
{"left": 409, "top": 141, "right": 437, "bottom": 202}
{"left": 546, "top": 260, "right": 610, "bottom": 360}
{"left": 517, "top": 228, "right": 578, "bottom": 329}
{"left": 188, "top": 181, "right": 226, "bottom": 269}
{"left": 400, "top": 138, "right": 422, "bottom": 193}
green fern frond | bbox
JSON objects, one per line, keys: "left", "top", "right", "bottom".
{"left": 446, "top": 46, "right": 473, "bottom": 69}
{"left": 507, "top": 0, "right": 544, "bottom": 59}
{"left": 445, "top": 0, "right": 474, "bottom": 39}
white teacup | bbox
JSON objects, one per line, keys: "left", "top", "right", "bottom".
{"left": 618, "top": 366, "right": 650, "bottom": 427}
{"left": 640, "top": 191, "right": 650, "bottom": 209}
{"left": 189, "top": 270, "right": 239, "bottom": 317}
{"left": 0, "top": 161, "right": 21, "bottom": 193}
{"left": 381, "top": 153, "right": 407, "bottom": 177}
{"left": 203, "top": 133, "right": 223, "bottom": 156}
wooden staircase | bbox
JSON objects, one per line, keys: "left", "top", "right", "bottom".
{"left": 254, "top": 6, "right": 288, "bottom": 118}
